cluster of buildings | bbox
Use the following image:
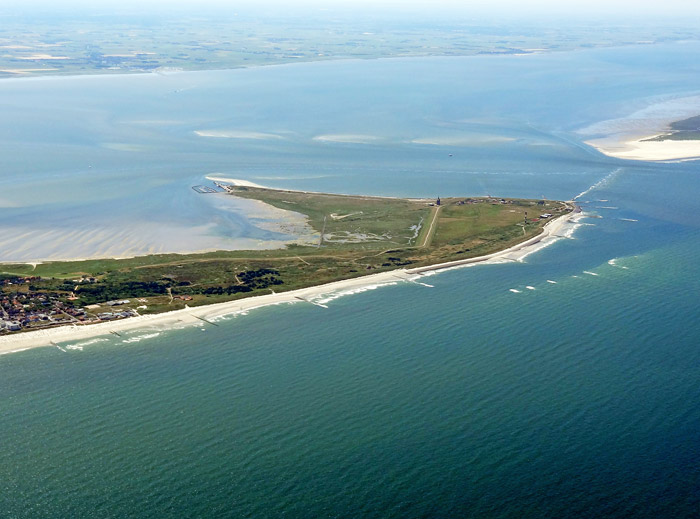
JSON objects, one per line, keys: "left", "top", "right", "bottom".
{"left": 432, "top": 197, "right": 517, "bottom": 206}
{"left": 1, "top": 289, "right": 89, "bottom": 333}
{"left": 1, "top": 277, "right": 137, "bottom": 334}
{"left": 95, "top": 309, "right": 138, "bottom": 321}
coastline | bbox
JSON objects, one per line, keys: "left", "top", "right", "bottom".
{"left": 0, "top": 208, "right": 580, "bottom": 356}
{"left": 579, "top": 95, "right": 700, "bottom": 162}
{"left": 585, "top": 134, "right": 700, "bottom": 162}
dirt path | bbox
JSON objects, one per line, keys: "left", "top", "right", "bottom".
{"left": 420, "top": 205, "right": 442, "bottom": 248}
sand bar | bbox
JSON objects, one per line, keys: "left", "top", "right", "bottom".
{"left": 313, "top": 134, "right": 380, "bottom": 144}
{"left": 194, "top": 130, "right": 284, "bottom": 140}
{"left": 580, "top": 95, "right": 700, "bottom": 162}
{"left": 0, "top": 208, "right": 579, "bottom": 356}
{"left": 585, "top": 134, "right": 700, "bottom": 162}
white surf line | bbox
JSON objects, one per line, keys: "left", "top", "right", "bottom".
{"left": 583, "top": 271, "right": 599, "bottom": 276}
{"left": 0, "top": 348, "right": 31, "bottom": 355}
{"left": 51, "top": 341, "right": 67, "bottom": 353}
{"left": 1, "top": 208, "right": 582, "bottom": 355}
{"left": 573, "top": 167, "right": 622, "bottom": 201}
{"left": 294, "top": 296, "right": 329, "bottom": 309}
{"left": 407, "top": 210, "right": 578, "bottom": 275}
{"left": 190, "top": 314, "right": 219, "bottom": 326}
{"left": 608, "top": 259, "right": 630, "bottom": 270}
{"left": 619, "top": 218, "right": 638, "bottom": 222}
{"left": 392, "top": 274, "right": 434, "bottom": 288}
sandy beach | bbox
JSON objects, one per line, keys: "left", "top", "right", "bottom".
{"left": 579, "top": 95, "right": 700, "bottom": 162}
{"left": 0, "top": 208, "right": 580, "bottom": 356}
{"left": 585, "top": 134, "right": 700, "bottom": 162}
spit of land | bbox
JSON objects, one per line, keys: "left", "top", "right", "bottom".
{"left": 0, "top": 185, "right": 575, "bottom": 352}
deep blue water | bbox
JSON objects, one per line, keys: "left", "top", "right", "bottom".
{"left": 1, "top": 42, "right": 700, "bottom": 517}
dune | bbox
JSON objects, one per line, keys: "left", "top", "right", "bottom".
{"left": 0, "top": 209, "right": 580, "bottom": 355}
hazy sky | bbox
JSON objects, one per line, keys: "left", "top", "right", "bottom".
{"left": 5, "top": 0, "right": 700, "bottom": 19}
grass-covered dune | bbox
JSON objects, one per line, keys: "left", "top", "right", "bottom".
{"left": 1, "top": 187, "right": 571, "bottom": 331}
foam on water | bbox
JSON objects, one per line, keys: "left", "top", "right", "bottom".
{"left": 0, "top": 347, "right": 31, "bottom": 356}
{"left": 608, "top": 257, "right": 631, "bottom": 270}
{"left": 313, "top": 281, "right": 400, "bottom": 305}
{"left": 70, "top": 337, "right": 109, "bottom": 348}
{"left": 121, "top": 332, "right": 162, "bottom": 344}
{"left": 573, "top": 168, "right": 623, "bottom": 200}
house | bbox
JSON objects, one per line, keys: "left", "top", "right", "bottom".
{"left": 4, "top": 321, "right": 22, "bottom": 331}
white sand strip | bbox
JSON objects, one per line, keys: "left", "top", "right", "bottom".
{"left": 585, "top": 135, "right": 700, "bottom": 162}
{"left": 406, "top": 207, "right": 578, "bottom": 274}
{"left": 205, "top": 176, "right": 405, "bottom": 200}
{"left": 578, "top": 95, "right": 700, "bottom": 162}
{"left": 0, "top": 210, "right": 578, "bottom": 355}
{"left": 205, "top": 176, "right": 268, "bottom": 188}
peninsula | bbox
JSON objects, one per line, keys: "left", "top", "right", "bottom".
{"left": 0, "top": 185, "right": 575, "bottom": 352}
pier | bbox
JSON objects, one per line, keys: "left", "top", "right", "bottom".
{"left": 192, "top": 184, "right": 225, "bottom": 194}
{"left": 191, "top": 314, "right": 219, "bottom": 326}
{"left": 191, "top": 185, "right": 218, "bottom": 194}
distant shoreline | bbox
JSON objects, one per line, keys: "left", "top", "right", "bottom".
{"left": 581, "top": 100, "right": 700, "bottom": 162}
{"left": 0, "top": 207, "right": 580, "bottom": 356}
{"left": 585, "top": 133, "right": 700, "bottom": 162}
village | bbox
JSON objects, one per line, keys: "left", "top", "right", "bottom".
{"left": 0, "top": 276, "right": 137, "bottom": 334}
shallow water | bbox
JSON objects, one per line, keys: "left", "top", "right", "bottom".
{"left": 2, "top": 42, "right": 700, "bottom": 518}
{"left": 3, "top": 42, "right": 699, "bottom": 260}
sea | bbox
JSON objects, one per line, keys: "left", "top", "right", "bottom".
{"left": 1, "top": 41, "right": 699, "bottom": 518}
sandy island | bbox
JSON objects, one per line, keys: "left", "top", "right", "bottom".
{"left": 580, "top": 95, "right": 700, "bottom": 162}
{"left": 585, "top": 134, "right": 700, "bottom": 162}
{"left": 0, "top": 207, "right": 580, "bottom": 356}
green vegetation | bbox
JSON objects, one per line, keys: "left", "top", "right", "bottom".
{"left": 1, "top": 188, "right": 571, "bottom": 332}
{"left": 668, "top": 115, "right": 700, "bottom": 132}
{"left": 230, "top": 187, "right": 431, "bottom": 249}
{"left": 1, "top": 6, "right": 698, "bottom": 78}
{"left": 644, "top": 115, "right": 700, "bottom": 141}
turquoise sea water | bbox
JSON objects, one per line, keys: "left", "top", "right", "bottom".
{"left": 2, "top": 42, "right": 700, "bottom": 517}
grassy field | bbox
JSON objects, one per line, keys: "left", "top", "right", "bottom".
{"left": 2, "top": 8, "right": 689, "bottom": 79}
{"left": 1, "top": 188, "right": 571, "bottom": 324}
{"left": 644, "top": 115, "right": 700, "bottom": 141}
{"left": 230, "top": 186, "right": 432, "bottom": 249}
{"left": 645, "top": 131, "right": 700, "bottom": 141}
